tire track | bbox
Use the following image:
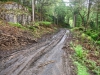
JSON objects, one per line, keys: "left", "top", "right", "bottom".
{"left": 0, "top": 29, "right": 68, "bottom": 75}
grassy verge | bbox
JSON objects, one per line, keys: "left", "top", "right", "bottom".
{"left": 0, "top": 20, "right": 58, "bottom": 50}
{"left": 75, "top": 61, "right": 89, "bottom": 75}
{"left": 8, "top": 21, "right": 57, "bottom": 38}
{"left": 71, "top": 44, "right": 90, "bottom": 75}
{"left": 71, "top": 27, "right": 100, "bottom": 75}
{"left": 9, "top": 22, "right": 27, "bottom": 30}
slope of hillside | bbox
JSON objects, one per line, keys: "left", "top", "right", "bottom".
{"left": 0, "top": 1, "right": 58, "bottom": 59}
{"left": 0, "top": 20, "right": 36, "bottom": 51}
{"left": 0, "top": 20, "right": 57, "bottom": 59}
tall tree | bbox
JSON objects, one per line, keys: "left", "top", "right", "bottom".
{"left": 86, "top": 0, "right": 92, "bottom": 26}
{"left": 32, "top": 0, "right": 35, "bottom": 21}
{"left": 95, "top": 0, "right": 100, "bottom": 29}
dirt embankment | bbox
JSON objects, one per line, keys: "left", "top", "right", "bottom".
{"left": 0, "top": 26, "right": 35, "bottom": 50}
{"left": 0, "top": 23, "right": 36, "bottom": 58}
{"left": 0, "top": 20, "right": 57, "bottom": 59}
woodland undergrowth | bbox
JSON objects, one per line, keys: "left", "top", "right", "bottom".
{"left": 71, "top": 27, "right": 100, "bottom": 75}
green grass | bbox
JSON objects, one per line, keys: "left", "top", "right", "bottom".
{"left": 72, "top": 45, "right": 86, "bottom": 59}
{"left": 71, "top": 43, "right": 100, "bottom": 75}
{"left": 74, "top": 45, "right": 83, "bottom": 58}
{"left": 71, "top": 28, "right": 100, "bottom": 75}
{"left": 95, "top": 66, "right": 100, "bottom": 75}
{"left": 9, "top": 22, "right": 27, "bottom": 29}
{"left": 71, "top": 43, "right": 90, "bottom": 75}
{"left": 86, "top": 60, "right": 100, "bottom": 75}
{"left": 39, "top": 21, "right": 52, "bottom": 27}
{"left": 75, "top": 62, "right": 89, "bottom": 75}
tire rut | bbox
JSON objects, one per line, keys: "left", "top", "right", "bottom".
{"left": 0, "top": 29, "right": 73, "bottom": 75}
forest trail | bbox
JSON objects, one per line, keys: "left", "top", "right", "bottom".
{"left": 0, "top": 29, "right": 74, "bottom": 75}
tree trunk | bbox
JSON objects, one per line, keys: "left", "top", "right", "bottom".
{"left": 87, "top": 0, "right": 91, "bottom": 26}
{"left": 57, "top": 16, "right": 58, "bottom": 25}
{"left": 73, "top": 14, "right": 77, "bottom": 27}
{"left": 96, "top": 1, "right": 100, "bottom": 30}
{"left": 53, "top": 13, "right": 56, "bottom": 24}
{"left": 78, "top": 12, "right": 85, "bottom": 27}
{"left": 67, "top": 17, "right": 70, "bottom": 24}
{"left": 96, "top": 11, "right": 98, "bottom": 29}
{"left": 32, "top": 0, "right": 35, "bottom": 22}
{"left": 40, "top": 5, "right": 42, "bottom": 21}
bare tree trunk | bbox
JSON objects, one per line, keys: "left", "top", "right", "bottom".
{"left": 32, "top": 0, "right": 35, "bottom": 22}
{"left": 87, "top": 0, "right": 92, "bottom": 26}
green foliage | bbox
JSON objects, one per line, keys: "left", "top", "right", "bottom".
{"left": 27, "top": 22, "right": 40, "bottom": 31}
{"left": 54, "top": 4, "right": 67, "bottom": 24}
{"left": 96, "top": 41, "right": 100, "bottom": 45}
{"left": 71, "top": 41, "right": 100, "bottom": 75}
{"left": 9, "top": 22, "right": 26, "bottom": 29}
{"left": 74, "top": 62, "right": 89, "bottom": 75}
{"left": 70, "top": 42, "right": 87, "bottom": 60}
{"left": 0, "top": 0, "right": 8, "bottom": 2}
{"left": 72, "top": 45, "right": 87, "bottom": 59}
{"left": 71, "top": 26, "right": 100, "bottom": 75}
{"left": 80, "top": 33, "right": 93, "bottom": 41}
{"left": 95, "top": 66, "right": 100, "bottom": 75}
{"left": 72, "top": 27, "right": 100, "bottom": 44}
{"left": 54, "top": 27, "right": 57, "bottom": 30}
{"left": 86, "top": 60, "right": 100, "bottom": 75}
{"left": 87, "top": 36, "right": 92, "bottom": 41}
{"left": 81, "top": 33, "right": 86, "bottom": 38}
{"left": 28, "top": 26, "right": 37, "bottom": 31}
{"left": 27, "top": 21, "right": 52, "bottom": 31}
{"left": 45, "top": 16, "right": 53, "bottom": 22}
{"left": 89, "top": 20, "right": 96, "bottom": 29}
{"left": 86, "top": 60, "right": 96, "bottom": 70}
{"left": 26, "top": 7, "right": 32, "bottom": 13}
{"left": 85, "top": 30, "right": 100, "bottom": 41}
{"left": 71, "top": 27, "right": 84, "bottom": 31}
{"left": 91, "top": 34, "right": 98, "bottom": 40}
{"left": 39, "top": 21, "right": 52, "bottom": 27}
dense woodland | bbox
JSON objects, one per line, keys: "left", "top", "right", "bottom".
{"left": 0, "top": 0, "right": 100, "bottom": 75}
{"left": 1, "top": 0, "right": 100, "bottom": 27}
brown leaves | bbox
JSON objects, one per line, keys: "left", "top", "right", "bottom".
{"left": 0, "top": 21, "right": 36, "bottom": 50}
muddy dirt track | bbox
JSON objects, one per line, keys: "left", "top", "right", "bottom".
{"left": 0, "top": 29, "right": 75, "bottom": 75}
